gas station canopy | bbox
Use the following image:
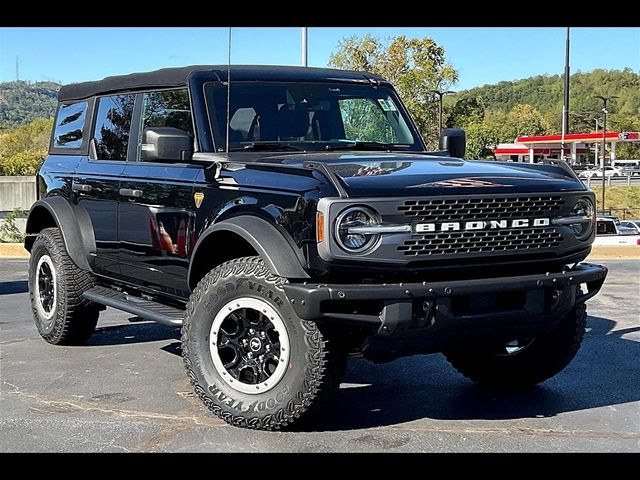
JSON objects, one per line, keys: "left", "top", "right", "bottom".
{"left": 494, "top": 131, "right": 640, "bottom": 163}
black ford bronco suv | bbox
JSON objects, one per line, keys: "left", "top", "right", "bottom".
{"left": 26, "top": 65, "right": 607, "bottom": 430}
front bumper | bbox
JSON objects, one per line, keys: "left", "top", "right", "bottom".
{"left": 283, "top": 263, "right": 607, "bottom": 356}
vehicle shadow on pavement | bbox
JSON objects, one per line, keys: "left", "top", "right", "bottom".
{"left": 323, "top": 315, "right": 640, "bottom": 431}
{"left": 0, "top": 280, "right": 28, "bottom": 295}
{"left": 87, "top": 317, "right": 180, "bottom": 346}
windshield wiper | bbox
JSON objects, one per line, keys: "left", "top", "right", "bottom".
{"left": 229, "top": 142, "right": 305, "bottom": 152}
{"left": 324, "top": 141, "right": 407, "bottom": 151}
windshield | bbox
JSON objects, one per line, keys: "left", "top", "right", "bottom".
{"left": 204, "top": 81, "right": 421, "bottom": 152}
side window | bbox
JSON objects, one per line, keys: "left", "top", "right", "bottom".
{"left": 139, "top": 89, "right": 193, "bottom": 160}
{"left": 53, "top": 102, "right": 87, "bottom": 149}
{"left": 93, "top": 94, "right": 135, "bottom": 161}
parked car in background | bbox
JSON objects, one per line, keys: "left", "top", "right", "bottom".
{"left": 612, "top": 160, "right": 640, "bottom": 176}
{"left": 620, "top": 220, "right": 640, "bottom": 234}
{"left": 570, "top": 163, "right": 595, "bottom": 174}
{"left": 596, "top": 217, "right": 637, "bottom": 236}
{"left": 594, "top": 217, "right": 640, "bottom": 246}
{"left": 579, "top": 166, "right": 624, "bottom": 179}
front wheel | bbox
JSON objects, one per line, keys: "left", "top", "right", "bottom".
{"left": 445, "top": 303, "right": 587, "bottom": 389}
{"left": 182, "top": 256, "right": 346, "bottom": 430}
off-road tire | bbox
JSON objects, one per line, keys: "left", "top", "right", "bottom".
{"left": 182, "top": 256, "right": 345, "bottom": 430}
{"left": 445, "top": 303, "right": 587, "bottom": 388}
{"left": 28, "top": 227, "right": 99, "bottom": 345}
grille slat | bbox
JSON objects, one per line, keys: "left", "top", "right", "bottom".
{"left": 398, "top": 227, "right": 563, "bottom": 256}
{"left": 398, "top": 196, "right": 564, "bottom": 221}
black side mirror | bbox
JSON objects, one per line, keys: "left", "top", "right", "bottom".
{"left": 439, "top": 128, "right": 466, "bottom": 159}
{"left": 141, "top": 127, "right": 193, "bottom": 162}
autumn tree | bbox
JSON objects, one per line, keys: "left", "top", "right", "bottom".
{"left": 0, "top": 118, "right": 53, "bottom": 175}
{"left": 329, "top": 35, "right": 458, "bottom": 148}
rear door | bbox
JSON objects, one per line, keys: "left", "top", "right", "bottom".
{"left": 118, "top": 89, "right": 200, "bottom": 299}
{"left": 74, "top": 93, "right": 135, "bottom": 277}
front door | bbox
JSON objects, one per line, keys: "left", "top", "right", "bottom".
{"left": 74, "top": 93, "right": 135, "bottom": 277}
{"left": 118, "top": 89, "right": 199, "bottom": 299}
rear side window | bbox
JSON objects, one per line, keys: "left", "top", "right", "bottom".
{"left": 53, "top": 102, "right": 88, "bottom": 149}
{"left": 93, "top": 94, "right": 135, "bottom": 161}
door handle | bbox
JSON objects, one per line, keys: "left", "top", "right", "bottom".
{"left": 119, "top": 188, "right": 143, "bottom": 198}
{"left": 72, "top": 183, "right": 92, "bottom": 192}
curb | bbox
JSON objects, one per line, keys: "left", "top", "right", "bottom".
{"left": 588, "top": 245, "right": 640, "bottom": 260}
{"left": 0, "top": 243, "right": 29, "bottom": 258}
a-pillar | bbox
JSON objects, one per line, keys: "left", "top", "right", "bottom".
{"left": 571, "top": 142, "right": 577, "bottom": 164}
{"left": 529, "top": 148, "right": 534, "bottom": 163}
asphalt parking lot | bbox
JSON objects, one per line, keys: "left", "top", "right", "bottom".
{"left": 1, "top": 258, "right": 638, "bottom": 452}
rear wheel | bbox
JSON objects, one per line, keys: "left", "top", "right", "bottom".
{"left": 182, "top": 256, "right": 346, "bottom": 430}
{"left": 28, "top": 228, "right": 100, "bottom": 345}
{"left": 445, "top": 304, "right": 587, "bottom": 388}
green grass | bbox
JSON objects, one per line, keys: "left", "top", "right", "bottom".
{"left": 590, "top": 185, "right": 640, "bottom": 217}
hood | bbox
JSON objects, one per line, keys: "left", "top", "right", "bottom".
{"left": 275, "top": 152, "right": 585, "bottom": 197}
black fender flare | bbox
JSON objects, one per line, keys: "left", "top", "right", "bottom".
{"left": 188, "top": 216, "right": 310, "bottom": 284}
{"left": 25, "top": 197, "right": 96, "bottom": 271}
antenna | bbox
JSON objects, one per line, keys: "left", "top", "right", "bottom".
{"left": 225, "top": 27, "right": 232, "bottom": 154}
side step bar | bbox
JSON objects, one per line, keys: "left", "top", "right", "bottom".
{"left": 83, "top": 285, "right": 184, "bottom": 327}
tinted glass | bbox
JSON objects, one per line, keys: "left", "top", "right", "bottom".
{"left": 205, "top": 81, "right": 416, "bottom": 151}
{"left": 338, "top": 98, "right": 399, "bottom": 143}
{"left": 53, "top": 102, "right": 87, "bottom": 148}
{"left": 138, "top": 89, "right": 193, "bottom": 161}
{"left": 93, "top": 94, "right": 135, "bottom": 161}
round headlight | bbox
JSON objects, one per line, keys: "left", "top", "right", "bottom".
{"left": 570, "top": 198, "right": 594, "bottom": 240}
{"left": 335, "top": 206, "right": 381, "bottom": 253}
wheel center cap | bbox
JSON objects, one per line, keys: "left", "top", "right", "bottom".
{"left": 249, "top": 337, "right": 262, "bottom": 352}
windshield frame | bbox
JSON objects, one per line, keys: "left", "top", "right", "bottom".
{"left": 203, "top": 80, "right": 427, "bottom": 153}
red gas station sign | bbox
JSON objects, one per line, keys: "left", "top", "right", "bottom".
{"left": 618, "top": 131, "right": 640, "bottom": 141}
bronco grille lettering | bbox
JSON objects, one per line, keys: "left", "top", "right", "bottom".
{"left": 415, "top": 218, "right": 550, "bottom": 233}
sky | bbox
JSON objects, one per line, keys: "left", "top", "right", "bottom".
{"left": 0, "top": 27, "right": 638, "bottom": 90}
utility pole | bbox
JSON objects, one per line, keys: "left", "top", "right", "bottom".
{"left": 561, "top": 27, "right": 570, "bottom": 162}
{"left": 15, "top": 56, "right": 19, "bottom": 81}
{"left": 428, "top": 89, "right": 455, "bottom": 133}
{"left": 597, "top": 95, "right": 618, "bottom": 213}
{"left": 301, "top": 27, "right": 308, "bottom": 67}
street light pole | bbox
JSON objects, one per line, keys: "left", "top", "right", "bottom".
{"left": 428, "top": 90, "right": 455, "bottom": 133}
{"left": 301, "top": 27, "right": 308, "bottom": 67}
{"left": 593, "top": 117, "right": 600, "bottom": 165}
{"left": 561, "top": 27, "right": 570, "bottom": 161}
{"left": 596, "top": 95, "right": 618, "bottom": 214}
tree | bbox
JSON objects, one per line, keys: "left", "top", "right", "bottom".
{"left": 504, "top": 104, "right": 549, "bottom": 139}
{"left": 453, "top": 105, "right": 549, "bottom": 160}
{"left": 0, "top": 117, "right": 53, "bottom": 176}
{"left": 610, "top": 114, "right": 640, "bottom": 160}
{"left": 445, "top": 96, "right": 484, "bottom": 129}
{"left": 464, "top": 121, "right": 495, "bottom": 159}
{"left": 329, "top": 35, "right": 458, "bottom": 148}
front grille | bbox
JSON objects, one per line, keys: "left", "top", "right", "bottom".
{"left": 398, "top": 196, "right": 564, "bottom": 221}
{"left": 397, "top": 227, "right": 564, "bottom": 256}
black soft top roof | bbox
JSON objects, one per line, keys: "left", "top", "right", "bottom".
{"left": 57, "top": 65, "right": 388, "bottom": 102}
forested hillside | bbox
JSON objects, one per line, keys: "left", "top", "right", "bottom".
{"left": 0, "top": 81, "right": 60, "bottom": 129}
{"left": 445, "top": 68, "right": 640, "bottom": 159}
{"left": 448, "top": 68, "right": 640, "bottom": 133}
